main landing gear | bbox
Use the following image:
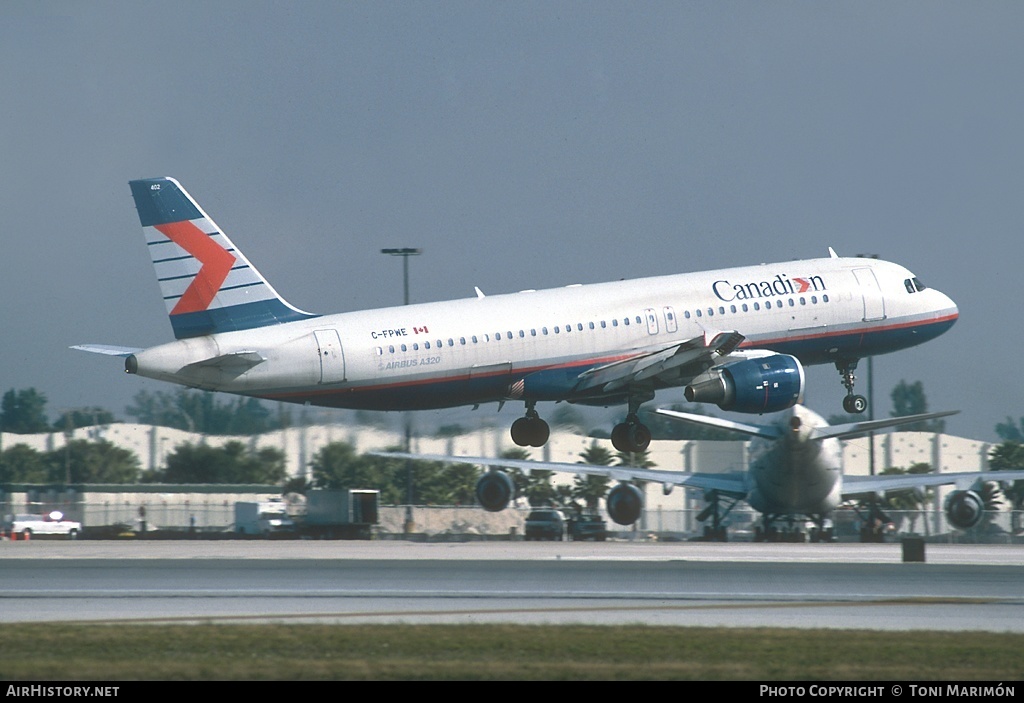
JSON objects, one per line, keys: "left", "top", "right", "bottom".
{"left": 753, "top": 514, "right": 835, "bottom": 543}
{"left": 510, "top": 401, "right": 550, "bottom": 448}
{"left": 694, "top": 489, "right": 740, "bottom": 542}
{"left": 509, "top": 393, "right": 654, "bottom": 453}
{"left": 836, "top": 359, "right": 868, "bottom": 414}
{"left": 610, "top": 393, "right": 654, "bottom": 454}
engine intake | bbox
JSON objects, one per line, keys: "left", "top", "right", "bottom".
{"left": 475, "top": 470, "right": 515, "bottom": 512}
{"left": 945, "top": 490, "right": 984, "bottom": 530}
{"left": 606, "top": 483, "right": 644, "bottom": 526}
{"left": 685, "top": 354, "right": 804, "bottom": 414}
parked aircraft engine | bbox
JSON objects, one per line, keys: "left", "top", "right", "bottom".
{"left": 684, "top": 354, "right": 804, "bottom": 414}
{"left": 944, "top": 490, "right": 985, "bottom": 530}
{"left": 606, "top": 483, "right": 644, "bottom": 525}
{"left": 475, "top": 470, "right": 515, "bottom": 512}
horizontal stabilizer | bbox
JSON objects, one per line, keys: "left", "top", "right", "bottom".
{"left": 181, "top": 350, "right": 266, "bottom": 371}
{"left": 811, "top": 410, "right": 959, "bottom": 441}
{"left": 71, "top": 344, "right": 144, "bottom": 357}
{"left": 654, "top": 408, "right": 784, "bottom": 440}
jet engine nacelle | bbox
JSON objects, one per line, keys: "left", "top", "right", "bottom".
{"left": 684, "top": 353, "right": 804, "bottom": 414}
{"left": 945, "top": 490, "right": 985, "bottom": 530}
{"left": 475, "top": 470, "right": 515, "bottom": 512}
{"left": 606, "top": 483, "right": 644, "bottom": 526}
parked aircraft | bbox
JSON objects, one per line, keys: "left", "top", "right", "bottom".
{"left": 377, "top": 405, "right": 1024, "bottom": 542}
{"left": 75, "top": 177, "right": 958, "bottom": 453}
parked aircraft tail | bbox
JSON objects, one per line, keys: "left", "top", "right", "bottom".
{"left": 128, "top": 177, "right": 318, "bottom": 339}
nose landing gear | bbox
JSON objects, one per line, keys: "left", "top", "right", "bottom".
{"left": 837, "top": 359, "right": 868, "bottom": 414}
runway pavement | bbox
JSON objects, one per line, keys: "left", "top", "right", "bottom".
{"left": 2, "top": 540, "right": 1022, "bottom": 630}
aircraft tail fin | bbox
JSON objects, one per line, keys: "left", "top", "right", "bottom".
{"left": 129, "top": 177, "right": 318, "bottom": 339}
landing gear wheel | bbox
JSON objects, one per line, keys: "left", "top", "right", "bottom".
{"left": 511, "top": 417, "right": 532, "bottom": 447}
{"left": 628, "top": 423, "right": 651, "bottom": 452}
{"left": 511, "top": 416, "right": 550, "bottom": 448}
{"left": 843, "top": 394, "right": 868, "bottom": 414}
{"left": 611, "top": 419, "right": 651, "bottom": 453}
{"left": 529, "top": 417, "right": 550, "bottom": 447}
{"left": 610, "top": 423, "right": 628, "bottom": 452}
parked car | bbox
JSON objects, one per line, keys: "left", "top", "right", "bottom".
{"left": 5, "top": 511, "right": 82, "bottom": 540}
{"left": 568, "top": 513, "right": 608, "bottom": 541}
{"left": 524, "top": 509, "right": 567, "bottom": 541}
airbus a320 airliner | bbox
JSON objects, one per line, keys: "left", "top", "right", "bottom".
{"left": 75, "top": 177, "right": 958, "bottom": 453}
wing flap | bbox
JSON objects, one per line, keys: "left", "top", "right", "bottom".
{"left": 574, "top": 331, "right": 745, "bottom": 394}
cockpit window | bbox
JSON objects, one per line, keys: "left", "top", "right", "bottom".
{"left": 905, "top": 277, "right": 927, "bottom": 293}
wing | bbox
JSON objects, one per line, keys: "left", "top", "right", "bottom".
{"left": 571, "top": 330, "right": 745, "bottom": 395}
{"left": 372, "top": 451, "right": 749, "bottom": 497}
{"left": 843, "top": 469, "right": 1024, "bottom": 498}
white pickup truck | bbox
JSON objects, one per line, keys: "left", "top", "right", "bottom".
{"left": 5, "top": 511, "right": 82, "bottom": 540}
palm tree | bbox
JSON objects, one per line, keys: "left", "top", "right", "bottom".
{"left": 573, "top": 441, "right": 613, "bottom": 510}
{"left": 989, "top": 442, "right": 1024, "bottom": 534}
{"left": 879, "top": 463, "right": 933, "bottom": 534}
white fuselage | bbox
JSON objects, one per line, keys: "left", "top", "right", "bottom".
{"left": 745, "top": 405, "right": 844, "bottom": 516}
{"left": 129, "top": 255, "right": 957, "bottom": 412}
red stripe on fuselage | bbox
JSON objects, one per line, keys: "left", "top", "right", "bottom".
{"left": 742, "top": 311, "right": 959, "bottom": 350}
{"left": 257, "top": 313, "right": 958, "bottom": 407}
{"left": 156, "top": 220, "right": 236, "bottom": 314}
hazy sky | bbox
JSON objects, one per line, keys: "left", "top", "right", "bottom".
{"left": 2, "top": 1, "right": 1022, "bottom": 442}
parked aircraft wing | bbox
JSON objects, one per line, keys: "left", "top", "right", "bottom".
{"left": 371, "top": 451, "right": 749, "bottom": 497}
{"left": 843, "top": 469, "right": 1024, "bottom": 498}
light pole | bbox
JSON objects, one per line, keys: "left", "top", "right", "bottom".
{"left": 380, "top": 248, "right": 421, "bottom": 306}
{"left": 381, "top": 248, "right": 421, "bottom": 534}
{"left": 857, "top": 254, "right": 879, "bottom": 477}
